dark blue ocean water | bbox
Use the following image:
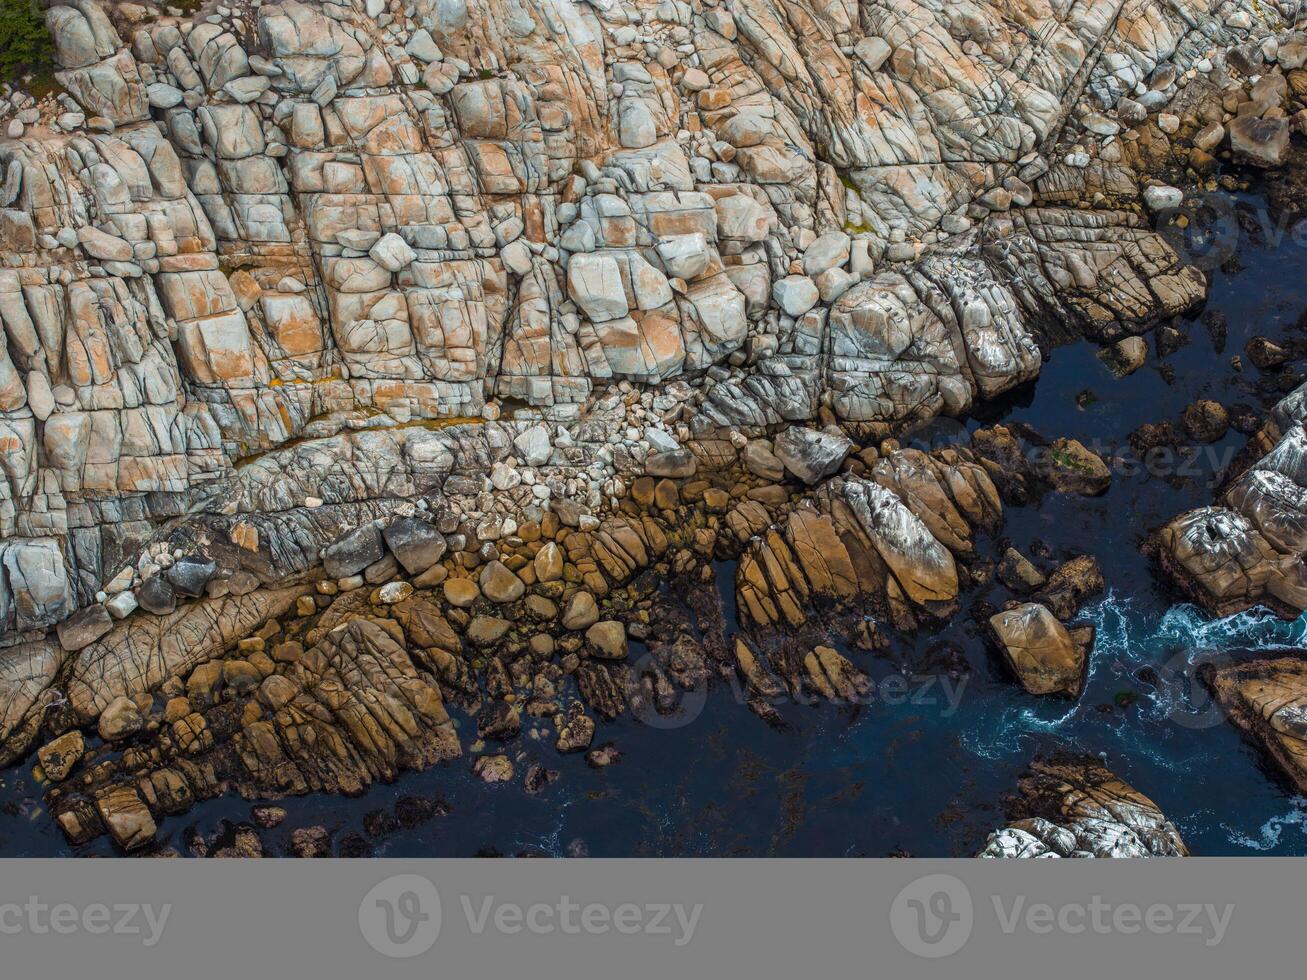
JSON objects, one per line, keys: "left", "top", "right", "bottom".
{"left": 5, "top": 189, "right": 1307, "bottom": 857}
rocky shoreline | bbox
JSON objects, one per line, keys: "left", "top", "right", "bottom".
{"left": 978, "top": 758, "right": 1189, "bottom": 859}
{"left": 0, "top": 0, "right": 1306, "bottom": 852}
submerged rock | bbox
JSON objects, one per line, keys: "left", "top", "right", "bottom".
{"left": 1230, "top": 115, "right": 1290, "bottom": 167}
{"left": 36, "top": 731, "right": 85, "bottom": 783}
{"left": 997, "top": 548, "right": 1046, "bottom": 593}
{"left": 1037, "top": 439, "right": 1112, "bottom": 496}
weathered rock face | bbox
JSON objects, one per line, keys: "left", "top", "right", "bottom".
{"left": 988, "top": 603, "right": 1088, "bottom": 698}
{"left": 736, "top": 446, "right": 1000, "bottom": 632}
{"left": 1157, "top": 381, "right": 1307, "bottom": 616}
{"left": 1203, "top": 656, "right": 1307, "bottom": 794}
{"left": 0, "top": 0, "right": 1231, "bottom": 657}
{"left": 0, "top": 0, "right": 1290, "bottom": 845}
{"left": 47, "top": 614, "right": 460, "bottom": 848}
{"left": 979, "top": 758, "right": 1188, "bottom": 858}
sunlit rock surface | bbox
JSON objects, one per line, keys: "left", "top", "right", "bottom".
{"left": 0, "top": 0, "right": 1293, "bottom": 845}
{"left": 979, "top": 758, "right": 1189, "bottom": 858}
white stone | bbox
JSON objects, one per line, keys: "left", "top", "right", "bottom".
{"left": 369, "top": 232, "right": 416, "bottom": 272}
{"left": 405, "top": 29, "right": 442, "bottom": 63}
{"left": 514, "top": 424, "right": 552, "bottom": 466}
{"left": 656, "top": 233, "right": 711, "bottom": 280}
{"left": 490, "top": 461, "right": 522, "bottom": 490}
{"left": 147, "top": 83, "right": 184, "bottom": 108}
{"left": 567, "top": 253, "right": 629, "bottom": 322}
{"left": 1142, "top": 185, "right": 1183, "bottom": 211}
{"left": 802, "top": 231, "right": 851, "bottom": 277}
{"left": 854, "top": 37, "right": 892, "bottom": 72}
{"left": 105, "top": 591, "right": 138, "bottom": 619}
{"left": 772, "top": 275, "right": 819, "bottom": 317}
{"left": 77, "top": 226, "right": 133, "bottom": 261}
{"left": 501, "top": 240, "right": 532, "bottom": 276}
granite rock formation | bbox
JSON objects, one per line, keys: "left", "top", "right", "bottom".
{"left": 979, "top": 758, "right": 1189, "bottom": 858}
{"left": 1203, "top": 655, "right": 1307, "bottom": 794}
{"left": 0, "top": 0, "right": 1296, "bottom": 847}
{"left": 1158, "top": 379, "right": 1307, "bottom": 615}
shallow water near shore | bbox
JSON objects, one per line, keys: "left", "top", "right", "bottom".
{"left": 6, "top": 187, "right": 1307, "bottom": 857}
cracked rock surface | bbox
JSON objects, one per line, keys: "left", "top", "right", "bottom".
{"left": 0, "top": 0, "right": 1295, "bottom": 849}
{"left": 978, "top": 758, "right": 1189, "bottom": 858}
{"left": 1157, "top": 379, "right": 1307, "bottom": 615}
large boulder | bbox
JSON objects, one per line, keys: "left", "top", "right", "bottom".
{"left": 56, "top": 604, "right": 112, "bottom": 652}
{"left": 98, "top": 695, "right": 144, "bottom": 741}
{"left": 567, "top": 253, "right": 628, "bottom": 322}
{"left": 1203, "top": 656, "right": 1307, "bottom": 794}
{"left": 585, "top": 621, "right": 627, "bottom": 659}
{"left": 1037, "top": 438, "right": 1112, "bottom": 495}
{"left": 323, "top": 525, "right": 385, "bottom": 579}
{"left": 137, "top": 576, "right": 177, "bottom": 616}
{"left": 988, "top": 603, "right": 1087, "bottom": 697}
{"left": 93, "top": 785, "right": 157, "bottom": 852}
{"left": 37, "top": 731, "right": 85, "bottom": 783}
{"left": 479, "top": 561, "right": 525, "bottom": 603}
{"left": 978, "top": 759, "right": 1188, "bottom": 858}
{"left": 382, "top": 518, "right": 446, "bottom": 575}
{"left": 166, "top": 556, "right": 217, "bottom": 598}
{"left": 772, "top": 426, "right": 853, "bottom": 485}
{"left": 1229, "top": 115, "right": 1290, "bottom": 167}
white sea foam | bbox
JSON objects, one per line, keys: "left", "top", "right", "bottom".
{"left": 1224, "top": 798, "right": 1307, "bottom": 851}
{"left": 962, "top": 591, "right": 1307, "bottom": 762}
{"left": 959, "top": 702, "right": 1080, "bottom": 761}
{"left": 1083, "top": 591, "right": 1307, "bottom": 662}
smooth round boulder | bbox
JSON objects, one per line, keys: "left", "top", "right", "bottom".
{"left": 586, "top": 621, "right": 628, "bottom": 659}
{"left": 443, "top": 578, "right": 480, "bottom": 607}
{"left": 561, "top": 591, "right": 599, "bottom": 630}
{"left": 98, "top": 696, "right": 144, "bottom": 742}
{"left": 479, "top": 561, "right": 525, "bottom": 603}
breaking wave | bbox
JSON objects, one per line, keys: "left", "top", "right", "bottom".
{"left": 962, "top": 591, "right": 1307, "bottom": 763}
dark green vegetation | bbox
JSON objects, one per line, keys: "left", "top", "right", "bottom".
{"left": 0, "top": 0, "right": 53, "bottom": 82}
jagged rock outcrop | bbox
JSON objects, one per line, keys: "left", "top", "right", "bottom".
{"left": 1202, "top": 656, "right": 1307, "bottom": 793}
{"left": 979, "top": 758, "right": 1189, "bottom": 858}
{"left": 0, "top": 0, "right": 1242, "bottom": 655}
{"left": 988, "top": 602, "right": 1090, "bottom": 698}
{"left": 735, "top": 446, "right": 1001, "bottom": 633}
{"left": 1157, "top": 380, "right": 1307, "bottom": 615}
{"left": 0, "top": 0, "right": 1296, "bottom": 846}
{"left": 47, "top": 613, "right": 460, "bottom": 850}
